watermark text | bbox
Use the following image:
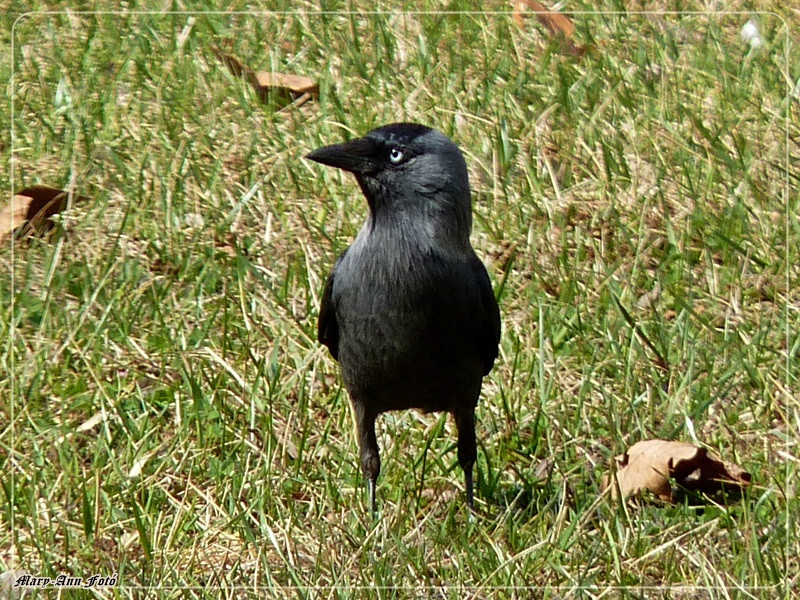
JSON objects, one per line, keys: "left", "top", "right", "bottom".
{"left": 13, "top": 572, "right": 118, "bottom": 589}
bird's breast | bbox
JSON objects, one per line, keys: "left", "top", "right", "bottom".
{"left": 331, "top": 243, "right": 484, "bottom": 408}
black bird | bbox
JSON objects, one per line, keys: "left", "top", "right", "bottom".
{"left": 307, "top": 123, "right": 501, "bottom": 512}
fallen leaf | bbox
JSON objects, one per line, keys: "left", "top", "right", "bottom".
{"left": 212, "top": 44, "right": 249, "bottom": 78}
{"left": 604, "top": 439, "right": 751, "bottom": 502}
{"left": 0, "top": 185, "right": 77, "bottom": 244}
{"left": 253, "top": 71, "right": 318, "bottom": 100}
{"left": 212, "top": 45, "right": 318, "bottom": 107}
{"left": 0, "top": 197, "right": 30, "bottom": 243}
{"left": 513, "top": 0, "right": 573, "bottom": 36}
{"left": 512, "top": 0, "right": 585, "bottom": 57}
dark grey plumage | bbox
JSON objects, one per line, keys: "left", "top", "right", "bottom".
{"left": 307, "top": 123, "right": 501, "bottom": 512}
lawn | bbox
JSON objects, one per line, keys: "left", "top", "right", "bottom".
{"left": 1, "top": 1, "right": 797, "bottom": 598}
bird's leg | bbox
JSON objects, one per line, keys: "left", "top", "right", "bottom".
{"left": 454, "top": 409, "right": 478, "bottom": 510}
{"left": 354, "top": 403, "right": 380, "bottom": 515}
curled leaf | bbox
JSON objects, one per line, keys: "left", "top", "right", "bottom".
{"left": 1, "top": 186, "right": 79, "bottom": 244}
{"left": 604, "top": 439, "right": 751, "bottom": 502}
{"left": 252, "top": 71, "right": 318, "bottom": 105}
{"left": 512, "top": 0, "right": 585, "bottom": 57}
{"left": 212, "top": 45, "right": 318, "bottom": 107}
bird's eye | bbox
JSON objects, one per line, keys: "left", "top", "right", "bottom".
{"left": 388, "top": 147, "right": 405, "bottom": 164}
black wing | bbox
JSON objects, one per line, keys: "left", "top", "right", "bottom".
{"left": 318, "top": 250, "right": 347, "bottom": 361}
{"left": 471, "top": 254, "right": 501, "bottom": 376}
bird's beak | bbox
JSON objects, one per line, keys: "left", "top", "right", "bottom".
{"left": 306, "top": 137, "right": 378, "bottom": 175}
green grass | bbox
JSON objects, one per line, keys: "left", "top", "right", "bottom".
{"left": 1, "top": 2, "right": 797, "bottom": 598}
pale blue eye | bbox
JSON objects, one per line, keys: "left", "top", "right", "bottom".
{"left": 388, "top": 147, "right": 404, "bottom": 164}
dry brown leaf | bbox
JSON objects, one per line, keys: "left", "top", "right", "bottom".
{"left": 604, "top": 439, "right": 751, "bottom": 502}
{"left": 1, "top": 185, "right": 75, "bottom": 244}
{"left": 0, "top": 196, "right": 31, "bottom": 244}
{"left": 253, "top": 71, "right": 318, "bottom": 104}
{"left": 512, "top": 0, "right": 585, "bottom": 57}
{"left": 513, "top": 0, "right": 573, "bottom": 36}
{"left": 212, "top": 45, "right": 318, "bottom": 107}
{"left": 212, "top": 44, "right": 249, "bottom": 78}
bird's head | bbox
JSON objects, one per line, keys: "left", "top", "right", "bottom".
{"left": 306, "top": 123, "right": 473, "bottom": 244}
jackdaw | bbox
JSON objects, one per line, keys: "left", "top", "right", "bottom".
{"left": 307, "top": 123, "right": 501, "bottom": 512}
